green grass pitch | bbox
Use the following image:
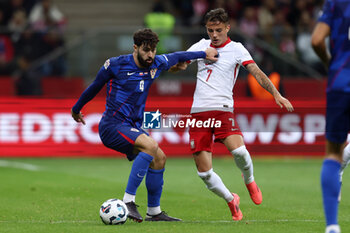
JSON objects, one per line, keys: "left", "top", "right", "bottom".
{"left": 0, "top": 157, "right": 349, "bottom": 233}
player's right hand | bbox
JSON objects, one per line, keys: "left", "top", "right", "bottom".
{"left": 205, "top": 47, "right": 218, "bottom": 62}
{"left": 71, "top": 109, "right": 86, "bottom": 125}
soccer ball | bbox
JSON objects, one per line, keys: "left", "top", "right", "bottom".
{"left": 99, "top": 199, "right": 128, "bottom": 225}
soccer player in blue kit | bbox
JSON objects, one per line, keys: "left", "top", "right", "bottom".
{"left": 312, "top": 1, "right": 350, "bottom": 232}
{"left": 71, "top": 28, "right": 218, "bottom": 222}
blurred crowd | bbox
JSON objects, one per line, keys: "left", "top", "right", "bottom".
{"left": 0, "top": 0, "right": 66, "bottom": 95}
{"left": 148, "top": 0, "right": 326, "bottom": 75}
{"left": 0, "top": 0, "right": 327, "bottom": 95}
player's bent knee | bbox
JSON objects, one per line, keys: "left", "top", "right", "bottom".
{"left": 148, "top": 138, "right": 159, "bottom": 155}
{"left": 135, "top": 134, "right": 159, "bottom": 155}
{"left": 149, "top": 149, "right": 166, "bottom": 169}
{"left": 146, "top": 140, "right": 159, "bottom": 154}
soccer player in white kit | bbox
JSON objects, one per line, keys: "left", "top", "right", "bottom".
{"left": 171, "top": 8, "right": 294, "bottom": 221}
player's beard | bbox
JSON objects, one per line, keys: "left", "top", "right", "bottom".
{"left": 137, "top": 53, "right": 153, "bottom": 68}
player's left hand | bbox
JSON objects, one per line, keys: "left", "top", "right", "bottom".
{"left": 274, "top": 95, "right": 294, "bottom": 112}
{"left": 71, "top": 109, "right": 86, "bottom": 125}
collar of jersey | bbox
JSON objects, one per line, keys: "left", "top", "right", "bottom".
{"left": 210, "top": 38, "right": 231, "bottom": 48}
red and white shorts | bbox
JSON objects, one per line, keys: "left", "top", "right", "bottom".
{"left": 189, "top": 111, "right": 243, "bottom": 153}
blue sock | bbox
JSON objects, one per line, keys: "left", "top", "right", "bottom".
{"left": 321, "top": 159, "right": 341, "bottom": 226}
{"left": 146, "top": 168, "right": 164, "bottom": 207}
{"left": 125, "top": 152, "right": 153, "bottom": 195}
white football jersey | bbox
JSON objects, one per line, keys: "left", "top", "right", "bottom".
{"left": 188, "top": 38, "right": 254, "bottom": 113}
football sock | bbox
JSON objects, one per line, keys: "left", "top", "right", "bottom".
{"left": 338, "top": 144, "right": 350, "bottom": 202}
{"left": 146, "top": 167, "right": 164, "bottom": 208}
{"left": 340, "top": 143, "right": 350, "bottom": 179}
{"left": 125, "top": 152, "right": 153, "bottom": 196}
{"left": 321, "top": 159, "right": 341, "bottom": 226}
{"left": 147, "top": 206, "right": 161, "bottom": 216}
{"left": 123, "top": 192, "right": 135, "bottom": 203}
{"left": 325, "top": 224, "right": 340, "bottom": 233}
{"left": 197, "top": 168, "right": 234, "bottom": 202}
{"left": 231, "top": 146, "right": 254, "bottom": 184}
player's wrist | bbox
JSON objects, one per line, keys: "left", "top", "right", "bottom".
{"left": 71, "top": 108, "right": 80, "bottom": 115}
{"left": 272, "top": 92, "right": 281, "bottom": 99}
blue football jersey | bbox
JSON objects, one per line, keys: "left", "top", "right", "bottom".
{"left": 101, "top": 54, "right": 170, "bottom": 127}
{"left": 319, "top": 0, "right": 350, "bottom": 92}
{"left": 72, "top": 50, "right": 206, "bottom": 126}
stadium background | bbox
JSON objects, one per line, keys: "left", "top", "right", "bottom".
{"left": 0, "top": 0, "right": 331, "bottom": 157}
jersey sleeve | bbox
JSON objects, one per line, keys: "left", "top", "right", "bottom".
{"left": 156, "top": 51, "right": 206, "bottom": 70}
{"left": 318, "top": 0, "right": 333, "bottom": 26}
{"left": 186, "top": 39, "right": 206, "bottom": 64}
{"left": 235, "top": 43, "right": 255, "bottom": 67}
{"left": 72, "top": 59, "right": 114, "bottom": 113}
{"left": 155, "top": 55, "right": 172, "bottom": 71}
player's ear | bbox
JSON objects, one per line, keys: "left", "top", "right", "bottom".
{"left": 226, "top": 23, "right": 230, "bottom": 32}
{"left": 133, "top": 44, "right": 138, "bottom": 52}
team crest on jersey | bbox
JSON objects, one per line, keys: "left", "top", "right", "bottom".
{"left": 104, "top": 59, "right": 110, "bottom": 70}
{"left": 150, "top": 68, "right": 157, "bottom": 79}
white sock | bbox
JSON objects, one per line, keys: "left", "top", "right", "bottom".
{"left": 338, "top": 144, "right": 350, "bottom": 202}
{"left": 231, "top": 145, "right": 254, "bottom": 184}
{"left": 325, "top": 224, "right": 340, "bottom": 233}
{"left": 123, "top": 192, "right": 135, "bottom": 203}
{"left": 147, "top": 206, "right": 161, "bottom": 216}
{"left": 340, "top": 143, "right": 350, "bottom": 180}
{"left": 197, "top": 168, "right": 234, "bottom": 203}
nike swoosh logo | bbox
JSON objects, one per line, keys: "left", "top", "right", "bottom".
{"left": 127, "top": 72, "right": 135, "bottom": 75}
{"left": 136, "top": 173, "right": 144, "bottom": 178}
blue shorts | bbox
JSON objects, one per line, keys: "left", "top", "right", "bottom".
{"left": 326, "top": 91, "right": 350, "bottom": 143}
{"left": 99, "top": 118, "right": 148, "bottom": 161}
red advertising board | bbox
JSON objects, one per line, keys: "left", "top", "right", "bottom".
{"left": 0, "top": 97, "right": 328, "bottom": 157}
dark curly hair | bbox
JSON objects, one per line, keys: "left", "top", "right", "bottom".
{"left": 204, "top": 8, "right": 229, "bottom": 24}
{"left": 133, "top": 28, "right": 159, "bottom": 50}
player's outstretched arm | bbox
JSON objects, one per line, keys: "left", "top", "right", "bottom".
{"left": 246, "top": 63, "right": 294, "bottom": 112}
{"left": 169, "top": 47, "right": 217, "bottom": 73}
{"left": 166, "top": 48, "right": 218, "bottom": 69}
